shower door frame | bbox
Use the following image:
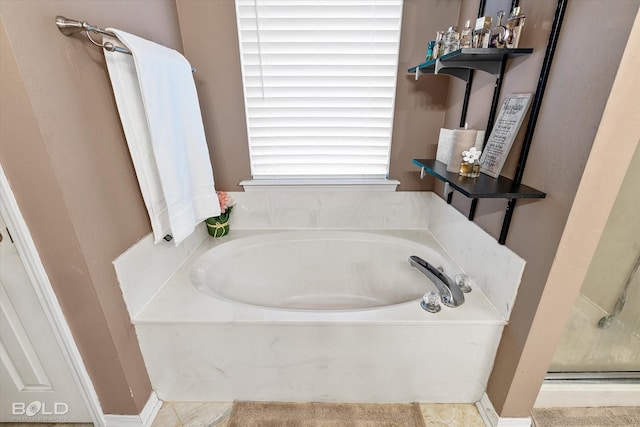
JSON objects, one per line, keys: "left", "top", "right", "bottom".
{"left": 533, "top": 1, "right": 640, "bottom": 407}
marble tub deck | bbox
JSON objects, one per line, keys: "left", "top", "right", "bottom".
{"left": 152, "top": 401, "right": 486, "bottom": 426}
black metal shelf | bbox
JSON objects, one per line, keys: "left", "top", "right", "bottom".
{"left": 412, "top": 159, "right": 546, "bottom": 199}
{"left": 408, "top": 48, "right": 533, "bottom": 81}
{"left": 408, "top": 1, "right": 566, "bottom": 246}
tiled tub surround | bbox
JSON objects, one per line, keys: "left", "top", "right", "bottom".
{"left": 114, "top": 192, "right": 525, "bottom": 402}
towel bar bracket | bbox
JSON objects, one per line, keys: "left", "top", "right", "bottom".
{"left": 57, "top": 15, "right": 133, "bottom": 55}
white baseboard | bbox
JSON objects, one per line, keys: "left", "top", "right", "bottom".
{"left": 534, "top": 381, "right": 640, "bottom": 408}
{"left": 476, "top": 393, "right": 532, "bottom": 427}
{"left": 104, "top": 392, "right": 162, "bottom": 427}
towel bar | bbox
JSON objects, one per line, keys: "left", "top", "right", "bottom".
{"left": 55, "top": 16, "right": 196, "bottom": 72}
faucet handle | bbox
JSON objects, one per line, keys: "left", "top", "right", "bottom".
{"left": 455, "top": 274, "right": 473, "bottom": 293}
{"left": 421, "top": 291, "right": 441, "bottom": 313}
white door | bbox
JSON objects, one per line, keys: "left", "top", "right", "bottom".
{"left": 0, "top": 212, "right": 91, "bottom": 423}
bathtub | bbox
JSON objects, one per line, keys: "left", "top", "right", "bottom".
{"left": 132, "top": 228, "right": 506, "bottom": 403}
{"left": 190, "top": 230, "right": 458, "bottom": 311}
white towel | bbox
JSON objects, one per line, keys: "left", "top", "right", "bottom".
{"left": 103, "top": 31, "right": 220, "bottom": 245}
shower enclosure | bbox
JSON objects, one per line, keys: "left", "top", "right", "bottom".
{"left": 548, "top": 143, "right": 640, "bottom": 380}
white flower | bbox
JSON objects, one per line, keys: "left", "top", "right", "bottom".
{"left": 462, "top": 147, "right": 482, "bottom": 163}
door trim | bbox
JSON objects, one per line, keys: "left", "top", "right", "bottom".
{"left": 535, "top": 380, "right": 640, "bottom": 408}
{"left": 0, "top": 164, "right": 105, "bottom": 427}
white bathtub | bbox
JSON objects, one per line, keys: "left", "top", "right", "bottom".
{"left": 190, "top": 230, "right": 456, "bottom": 311}
{"left": 132, "top": 228, "right": 506, "bottom": 402}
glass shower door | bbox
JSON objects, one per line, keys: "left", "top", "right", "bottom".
{"left": 548, "top": 144, "right": 640, "bottom": 377}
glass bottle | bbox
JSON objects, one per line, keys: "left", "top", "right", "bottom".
{"left": 426, "top": 40, "right": 435, "bottom": 61}
{"left": 459, "top": 159, "right": 480, "bottom": 178}
{"left": 443, "top": 26, "right": 460, "bottom": 55}
{"left": 505, "top": 7, "right": 526, "bottom": 48}
{"left": 489, "top": 10, "right": 507, "bottom": 48}
{"left": 472, "top": 16, "right": 492, "bottom": 48}
{"left": 433, "top": 31, "right": 445, "bottom": 59}
{"left": 460, "top": 20, "right": 472, "bottom": 49}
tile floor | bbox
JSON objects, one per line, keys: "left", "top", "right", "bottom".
{"left": 151, "top": 401, "right": 486, "bottom": 427}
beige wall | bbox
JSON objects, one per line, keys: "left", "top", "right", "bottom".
{"left": 175, "top": 0, "right": 251, "bottom": 191}
{"left": 0, "top": 0, "right": 184, "bottom": 415}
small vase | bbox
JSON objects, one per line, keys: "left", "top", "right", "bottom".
{"left": 206, "top": 211, "right": 230, "bottom": 237}
{"left": 459, "top": 160, "right": 480, "bottom": 178}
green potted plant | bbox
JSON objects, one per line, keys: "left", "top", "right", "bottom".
{"left": 205, "top": 191, "right": 235, "bottom": 237}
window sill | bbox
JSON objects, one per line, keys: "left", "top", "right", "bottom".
{"left": 239, "top": 178, "right": 401, "bottom": 192}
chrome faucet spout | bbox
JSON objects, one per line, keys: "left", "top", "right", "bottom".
{"left": 409, "top": 255, "right": 465, "bottom": 308}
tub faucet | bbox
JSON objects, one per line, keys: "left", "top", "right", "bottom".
{"left": 408, "top": 256, "right": 465, "bottom": 308}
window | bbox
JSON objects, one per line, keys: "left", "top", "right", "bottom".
{"left": 235, "top": 0, "right": 403, "bottom": 184}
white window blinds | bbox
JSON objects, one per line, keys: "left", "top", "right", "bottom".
{"left": 236, "top": 0, "right": 403, "bottom": 179}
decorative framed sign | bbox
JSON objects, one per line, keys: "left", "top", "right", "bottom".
{"left": 479, "top": 93, "right": 533, "bottom": 178}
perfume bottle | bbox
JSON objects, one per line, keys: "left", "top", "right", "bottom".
{"left": 505, "top": 7, "right": 526, "bottom": 48}
{"left": 472, "top": 16, "right": 492, "bottom": 48}
{"left": 489, "top": 10, "right": 507, "bottom": 48}
{"left": 460, "top": 20, "right": 472, "bottom": 49}
{"left": 443, "top": 26, "right": 460, "bottom": 55}
{"left": 432, "top": 31, "right": 444, "bottom": 59}
{"left": 426, "top": 40, "right": 436, "bottom": 61}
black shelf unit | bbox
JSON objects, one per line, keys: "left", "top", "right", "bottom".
{"left": 413, "top": 159, "right": 547, "bottom": 201}
{"left": 408, "top": 48, "right": 540, "bottom": 245}
{"left": 408, "top": 48, "right": 533, "bottom": 82}
{"left": 407, "top": 1, "right": 567, "bottom": 245}
{"left": 412, "top": 159, "right": 546, "bottom": 201}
